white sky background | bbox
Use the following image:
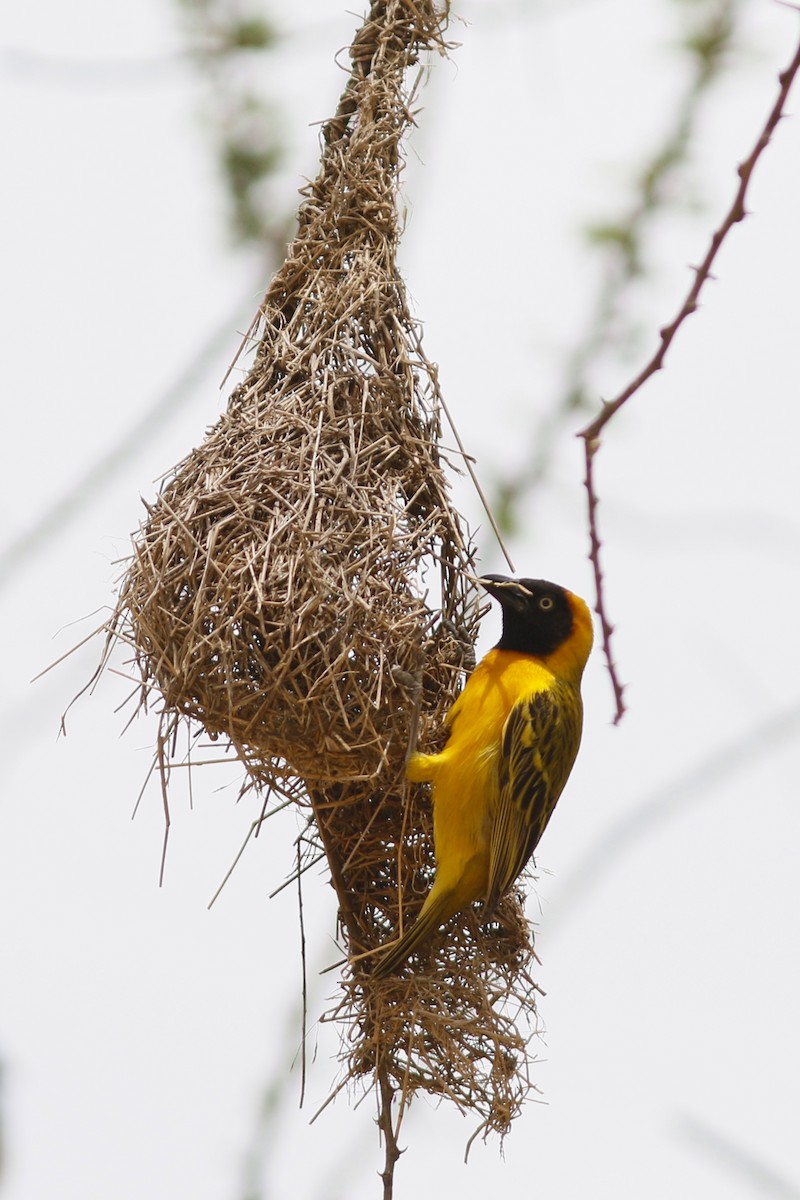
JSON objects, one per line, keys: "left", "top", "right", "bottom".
{"left": 1, "top": 1, "right": 799, "bottom": 1198}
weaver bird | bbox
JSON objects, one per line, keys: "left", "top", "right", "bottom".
{"left": 372, "top": 574, "right": 593, "bottom": 977}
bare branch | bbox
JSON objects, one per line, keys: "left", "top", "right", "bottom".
{"left": 377, "top": 1067, "right": 402, "bottom": 1200}
{"left": 579, "top": 29, "right": 800, "bottom": 721}
{"left": 296, "top": 837, "right": 309, "bottom": 1110}
{"left": 582, "top": 437, "right": 626, "bottom": 723}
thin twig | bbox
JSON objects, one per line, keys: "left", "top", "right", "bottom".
{"left": 296, "top": 837, "right": 308, "bottom": 1109}
{"left": 582, "top": 437, "right": 626, "bottom": 723}
{"left": 578, "top": 29, "right": 800, "bottom": 722}
{"left": 31, "top": 622, "right": 109, "bottom": 683}
{"left": 308, "top": 1074, "right": 351, "bottom": 1126}
{"left": 269, "top": 850, "right": 326, "bottom": 899}
{"left": 156, "top": 715, "right": 172, "bottom": 887}
{"left": 131, "top": 754, "right": 158, "bottom": 821}
{"left": 432, "top": 364, "right": 516, "bottom": 574}
{"left": 377, "top": 1065, "right": 402, "bottom": 1200}
{"left": 464, "top": 1117, "right": 490, "bottom": 1164}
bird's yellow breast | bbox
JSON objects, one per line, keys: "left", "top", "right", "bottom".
{"left": 407, "top": 649, "right": 561, "bottom": 901}
{"left": 445, "top": 648, "right": 558, "bottom": 758}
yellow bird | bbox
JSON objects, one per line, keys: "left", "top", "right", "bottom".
{"left": 372, "top": 574, "right": 593, "bottom": 977}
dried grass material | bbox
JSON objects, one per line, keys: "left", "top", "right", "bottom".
{"left": 338, "top": 894, "right": 543, "bottom": 1122}
{"left": 109, "top": 0, "right": 538, "bottom": 1139}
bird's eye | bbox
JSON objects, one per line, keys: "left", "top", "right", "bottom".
{"left": 538, "top": 596, "right": 554, "bottom": 611}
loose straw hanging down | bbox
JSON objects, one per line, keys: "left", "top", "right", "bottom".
{"left": 108, "top": 0, "right": 540, "bottom": 1137}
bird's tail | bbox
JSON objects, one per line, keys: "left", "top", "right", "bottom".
{"left": 371, "top": 887, "right": 455, "bottom": 979}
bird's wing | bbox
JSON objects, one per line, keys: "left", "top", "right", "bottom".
{"left": 485, "top": 685, "right": 581, "bottom": 912}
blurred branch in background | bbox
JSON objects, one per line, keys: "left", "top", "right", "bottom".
{"left": 546, "top": 701, "right": 800, "bottom": 933}
{"left": 0, "top": 297, "right": 256, "bottom": 591}
{"left": 579, "top": 26, "right": 800, "bottom": 722}
{"left": 174, "top": 0, "right": 290, "bottom": 246}
{"left": 0, "top": 2, "right": 298, "bottom": 592}
{"left": 494, "top": 0, "right": 742, "bottom": 533}
{"left": 677, "top": 1114, "right": 800, "bottom": 1198}
{"left": 236, "top": 980, "right": 329, "bottom": 1200}
{"left": 235, "top": 913, "right": 369, "bottom": 1200}
{"left": 0, "top": 46, "right": 183, "bottom": 84}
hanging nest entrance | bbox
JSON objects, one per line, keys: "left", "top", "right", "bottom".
{"left": 108, "top": 0, "right": 539, "bottom": 1141}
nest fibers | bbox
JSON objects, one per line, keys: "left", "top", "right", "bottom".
{"left": 109, "top": 0, "right": 539, "bottom": 1137}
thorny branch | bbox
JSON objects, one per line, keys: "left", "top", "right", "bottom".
{"left": 579, "top": 28, "right": 800, "bottom": 723}
{"left": 377, "top": 1069, "right": 403, "bottom": 1200}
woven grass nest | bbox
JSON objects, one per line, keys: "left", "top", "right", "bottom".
{"left": 109, "top": 0, "right": 540, "bottom": 1139}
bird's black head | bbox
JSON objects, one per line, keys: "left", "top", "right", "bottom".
{"left": 479, "top": 574, "right": 575, "bottom": 658}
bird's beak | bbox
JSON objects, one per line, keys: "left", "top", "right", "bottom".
{"left": 477, "top": 574, "right": 532, "bottom": 609}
